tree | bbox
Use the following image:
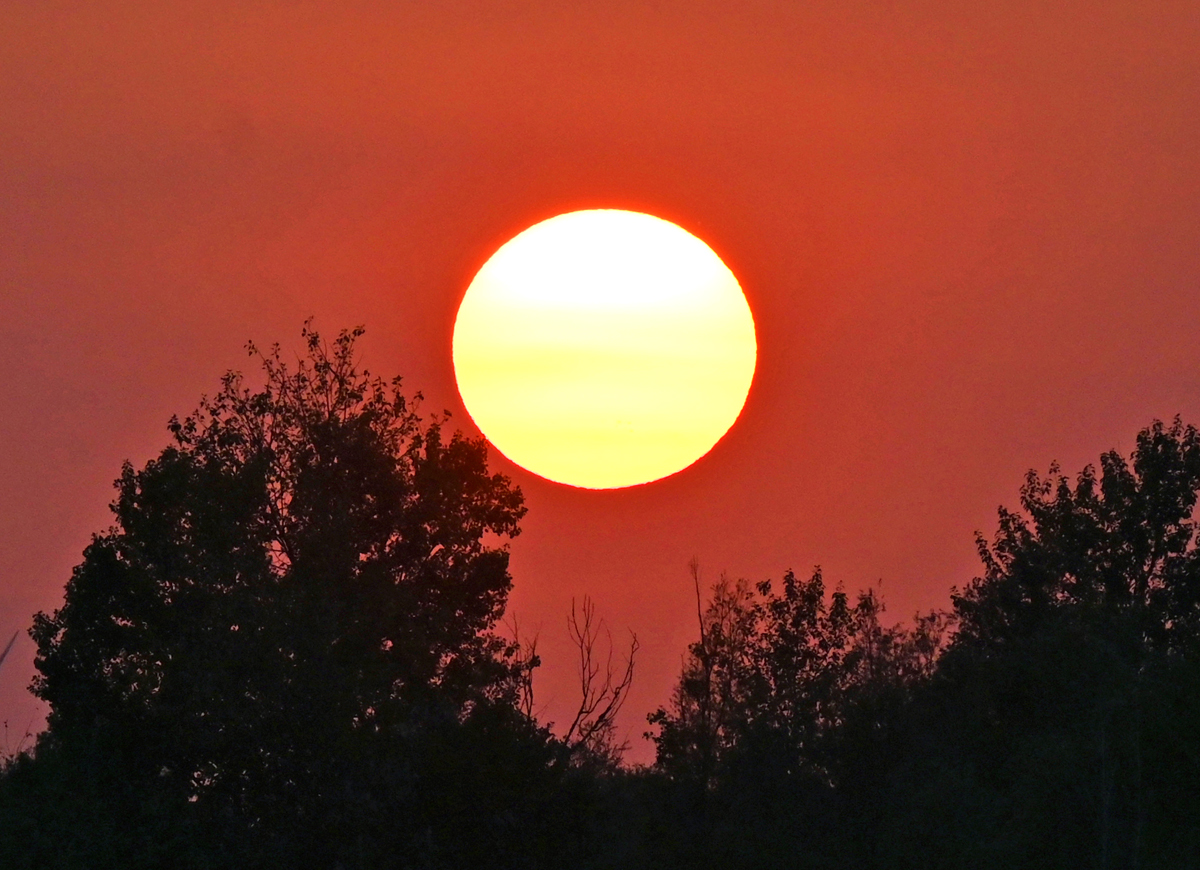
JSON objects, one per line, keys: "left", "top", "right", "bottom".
{"left": 15, "top": 324, "right": 574, "bottom": 867}
{"left": 646, "top": 564, "right": 762, "bottom": 789}
{"left": 886, "top": 418, "right": 1200, "bottom": 869}
{"left": 954, "top": 417, "right": 1200, "bottom": 656}
{"left": 645, "top": 563, "right": 947, "bottom": 869}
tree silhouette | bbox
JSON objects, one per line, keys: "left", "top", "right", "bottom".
{"left": 886, "top": 418, "right": 1200, "bottom": 868}
{"left": 643, "top": 563, "right": 947, "bottom": 869}
{"left": 7, "top": 325, "right": 591, "bottom": 868}
{"left": 640, "top": 421, "right": 1200, "bottom": 868}
{"left": 8, "top": 336, "right": 1200, "bottom": 870}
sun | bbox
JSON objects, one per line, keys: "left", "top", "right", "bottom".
{"left": 452, "top": 209, "right": 756, "bottom": 489}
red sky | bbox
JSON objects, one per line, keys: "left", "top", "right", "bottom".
{"left": 3, "top": 1, "right": 1199, "bottom": 763}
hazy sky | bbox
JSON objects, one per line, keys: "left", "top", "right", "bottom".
{"left": 3, "top": 1, "right": 1199, "bottom": 762}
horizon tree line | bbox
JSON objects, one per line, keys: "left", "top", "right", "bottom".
{"left": 1, "top": 324, "right": 1197, "bottom": 869}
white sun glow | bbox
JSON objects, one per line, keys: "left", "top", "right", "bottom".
{"left": 452, "top": 209, "right": 756, "bottom": 489}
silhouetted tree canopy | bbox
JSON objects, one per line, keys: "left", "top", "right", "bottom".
{"left": 644, "top": 564, "right": 947, "bottom": 867}
{"left": 888, "top": 417, "right": 1200, "bottom": 868}
{"left": 5, "top": 336, "right": 1200, "bottom": 870}
{"left": 953, "top": 417, "right": 1200, "bottom": 654}
{"left": 635, "top": 420, "right": 1200, "bottom": 869}
{"left": 4, "top": 326, "right": 601, "bottom": 868}
{"left": 34, "top": 322, "right": 524, "bottom": 737}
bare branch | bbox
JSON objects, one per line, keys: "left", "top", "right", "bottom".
{"left": 504, "top": 616, "right": 540, "bottom": 721}
{"left": 690, "top": 556, "right": 707, "bottom": 653}
{"left": 0, "top": 631, "right": 17, "bottom": 673}
{"left": 689, "top": 558, "right": 717, "bottom": 759}
{"left": 563, "top": 596, "right": 638, "bottom": 762}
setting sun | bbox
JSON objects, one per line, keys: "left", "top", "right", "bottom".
{"left": 452, "top": 209, "right": 757, "bottom": 489}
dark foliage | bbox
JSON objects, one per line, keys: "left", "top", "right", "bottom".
{"left": 624, "top": 419, "right": 1200, "bottom": 869}
{"left": 1, "top": 325, "right": 597, "bottom": 869}
{"left": 883, "top": 418, "right": 1200, "bottom": 869}
{"left": 4, "top": 332, "right": 1200, "bottom": 870}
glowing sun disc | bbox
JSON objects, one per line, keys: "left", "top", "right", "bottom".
{"left": 452, "top": 209, "right": 756, "bottom": 489}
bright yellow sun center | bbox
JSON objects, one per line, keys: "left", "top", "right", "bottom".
{"left": 452, "top": 209, "right": 757, "bottom": 489}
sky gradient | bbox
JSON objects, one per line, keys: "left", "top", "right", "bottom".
{"left": 3, "top": 1, "right": 1199, "bottom": 761}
